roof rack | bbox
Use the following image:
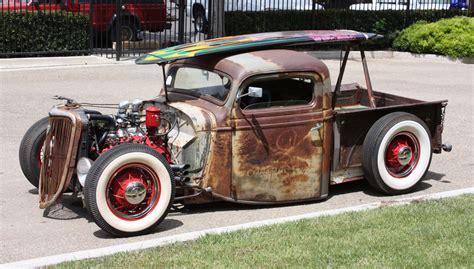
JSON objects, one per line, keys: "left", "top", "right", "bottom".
{"left": 135, "top": 30, "right": 382, "bottom": 65}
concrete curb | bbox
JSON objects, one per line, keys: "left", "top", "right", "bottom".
{"left": 307, "top": 50, "right": 473, "bottom": 64}
{"left": 1, "top": 187, "right": 473, "bottom": 269}
{"left": 0, "top": 56, "right": 135, "bottom": 72}
{"left": 1, "top": 51, "right": 471, "bottom": 72}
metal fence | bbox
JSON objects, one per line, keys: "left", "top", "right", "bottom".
{"left": 0, "top": 0, "right": 92, "bottom": 57}
{"left": 220, "top": 0, "right": 470, "bottom": 11}
{"left": 1, "top": 0, "right": 471, "bottom": 59}
{"left": 0, "top": 0, "right": 213, "bottom": 59}
{"left": 95, "top": 0, "right": 216, "bottom": 60}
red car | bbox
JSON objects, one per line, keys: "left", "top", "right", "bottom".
{"left": 2, "top": 0, "right": 171, "bottom": 41}
{"left": 1, "top": 0, "right": 40, "bottom": 11}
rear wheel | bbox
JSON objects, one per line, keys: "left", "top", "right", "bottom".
{"left": 193, "top": 10, "right": 208, "bottom": 34}
{"left": 362, "top": 112, "right": 432, "bottom": 195}
{"left": 112, "top": 20, "right": 138, "bottom": 42}
{"left": 84, "top": 143, "right": 175, "bottom": 237}
{"left": 19, "top": 117, "right": 48, "bottom": 188}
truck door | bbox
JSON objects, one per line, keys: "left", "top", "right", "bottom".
{"left": 231, "top": 72, "right": 328, "bottom": 202}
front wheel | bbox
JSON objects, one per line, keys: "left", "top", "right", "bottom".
{"left": 362, "top": 112, "right": 432, "bottom": 195}
{"left": 84, "top": 143, "right": 175, "bottom": 237}
{"left": 19, "top": 117, "right": 48, "bottom": 188}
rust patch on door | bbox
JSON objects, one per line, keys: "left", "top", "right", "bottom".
{"left": 202, "top": 130, "right": 233, "bottom": 198}
{"left": 232, "top": 119, "right": 323, "bottom": 202}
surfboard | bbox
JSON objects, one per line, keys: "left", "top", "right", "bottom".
{"left": 135, "top": 30, "right": 380, "bottom": 65}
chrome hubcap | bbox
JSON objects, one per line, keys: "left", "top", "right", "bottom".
{"left": 124, "top": 182, "right": 147, "bottom": 205}
{"left": 397, "top": 146, "right": 413, "bottom": 166}
{"left": 196, "top": 17, "right": 203, "bottom": 31}
{"left": 385, "top": 132, "right": 420, "bottom": 178}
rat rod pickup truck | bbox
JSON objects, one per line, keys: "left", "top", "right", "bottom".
{"left": 19, "top": 30, "right": 452, "bottom": 237}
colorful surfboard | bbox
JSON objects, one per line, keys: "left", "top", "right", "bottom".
{"left": 135, "top": 30, "right": 380, "bottom": 65}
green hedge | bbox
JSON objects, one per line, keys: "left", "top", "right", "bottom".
{"left": 393, "top": 16, "right": 474, "bottom": 58}
{"left": 225, "top": 10, "right": 472, "bottom": 49}
{"left": 0, "top": 11, "right": 89, "bottom": 56}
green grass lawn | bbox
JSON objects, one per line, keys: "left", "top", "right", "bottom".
{"left": 54, "top": 195, "right": 473, "bottom": 268}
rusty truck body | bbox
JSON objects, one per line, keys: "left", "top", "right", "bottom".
{"left": 19, "top": 30, "right": 451, "bottom": 237}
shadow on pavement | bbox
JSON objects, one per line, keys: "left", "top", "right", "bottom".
{"left": 357, "top": 170, "right": 446, "bottom": 197}
{"left": 92, "top": 218, "right": 184, "bottom": 239}
{"left": 33, "top": 171, "right": 445, "bottom": 232}
{"left": 424, "top": 170, "right": 448, "bottom": 183}
{"left": 42, "top": 195, "right": 90, "bottom": 221}
{"left": 328, "top": 180, "right": 369, "bottom": 197}
{"left": 170, "top": 180, "right": 372, "bottom": 216}
{"left": 28, "top": 188, "right": 38, "bottom": 195}
{"left": 170, "top": 201, "right": 269, "bottom": 216}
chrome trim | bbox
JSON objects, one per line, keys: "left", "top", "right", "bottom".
{"left": 124, "top": 182, "right": 147, "bottom": 205}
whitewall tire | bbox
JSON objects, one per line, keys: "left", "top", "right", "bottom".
{"left": 84, "top": 143, "right": 175, "bottom": 237}
{"left": 363, "top": 112, "right": 432, "bottom": 195}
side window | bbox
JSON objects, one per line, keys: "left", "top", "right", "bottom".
{"left": 239, "top": 76, "right": 316, "bottom": 110}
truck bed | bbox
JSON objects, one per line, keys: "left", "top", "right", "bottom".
{"left": 333, "top": 83, "right": 427, "bottom": 111}
{"left": 330, "top": 83, "right": 447, "bottom": 184}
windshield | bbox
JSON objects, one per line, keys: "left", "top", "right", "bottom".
{"left": 167, "top": 67, "right": 231, "bottom": 102}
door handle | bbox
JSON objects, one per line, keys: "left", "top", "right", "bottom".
{"left": 311, "top": 123, "right": 323, "bottom": 131}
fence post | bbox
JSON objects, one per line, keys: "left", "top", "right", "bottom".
{"left": 178, "top": 0, "right": 185, "bottom": 44}
{"left": 115, "top": 0, "right": 122, "bottom": 61}
{"left": 405, "top": 0, "right": 411, "bottom": 28}
{"left": 89, "top": 1, "right": 94, "bottom": 55}
{"left": 210, "top": 0, "right": 224, "bottom": 38}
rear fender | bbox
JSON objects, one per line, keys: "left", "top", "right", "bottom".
{"left": 333, "top": 97, "right": 447, "bottom": 171}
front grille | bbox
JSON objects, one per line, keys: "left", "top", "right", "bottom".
{"left": 39, "top": 108, "right": 82, "bottom": 209}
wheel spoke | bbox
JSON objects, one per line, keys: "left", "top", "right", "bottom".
{"left": 106, "top": 163, "right": 160, "bottom": 220}
{"left": 385, "top": 132, "right": 420, "bottom": 178}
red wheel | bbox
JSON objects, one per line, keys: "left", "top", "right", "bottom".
{"left": 84, "top": 144, "right": 175, "bottom": 237}
{"left": 363, "top": 112, "right": 432, "bottom": 195}
{"left": 106, "top": 163, "right": 161, "bottom": 220}
{"left": 384, "top": 132, "right": 420, "bottom": 178}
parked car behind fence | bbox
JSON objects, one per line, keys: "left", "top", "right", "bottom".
{"left": 186, "top": 0, "right": 324, "bottom": 34}
{"left": 1, "top": 0, "right": 470, "bottom": 59}
{"left": 1, "top": 0, "right": 171, "bottom": 42}
{"left": 348, "top": 0, "right": 467, "bottom": 10}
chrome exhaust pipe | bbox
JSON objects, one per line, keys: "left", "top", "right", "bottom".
{"left": 442, "top": 143, "right": 452, "bottom": 152}
{"left": 170, "top": 164, "right": 190, "bottom": 172}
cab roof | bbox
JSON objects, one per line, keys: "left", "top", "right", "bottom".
{"left": 136, "top": 30, "right": 380, "bottom": 65}
{"left": 171, "top": 49, "right": 330, "bottom": 82}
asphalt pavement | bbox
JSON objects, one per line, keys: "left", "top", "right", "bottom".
{"left": 0, "top": 55, "right": 472, "bottom": 263}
